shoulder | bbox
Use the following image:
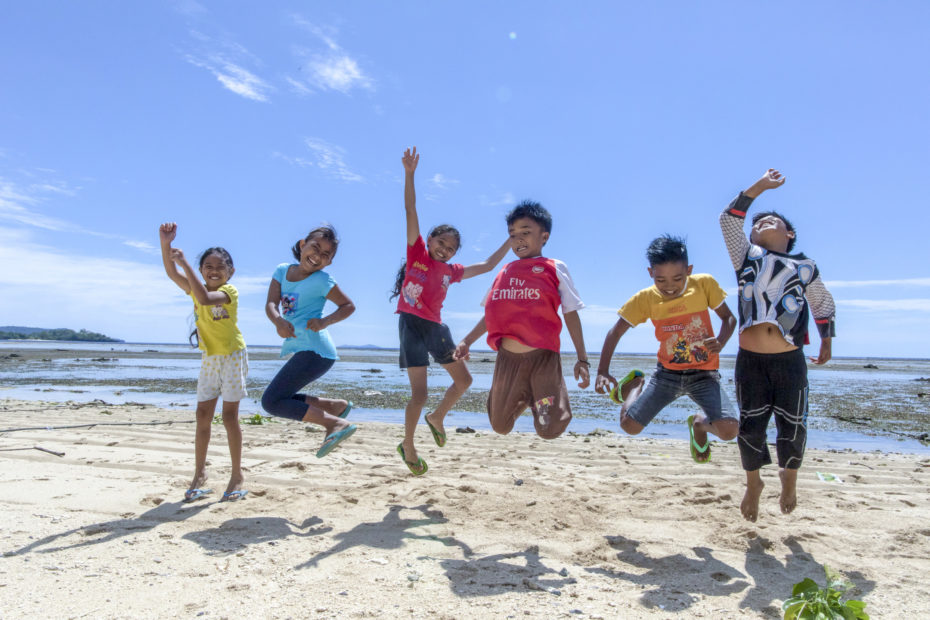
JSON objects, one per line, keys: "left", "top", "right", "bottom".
{"left": 219, "top": 283, "right": 238, "bottom": 300}
{"left": 273, "top": 263, "right": 292, "bottom": 280}
{"left": 691, "top": 273, "right": 721, "bottom": 287}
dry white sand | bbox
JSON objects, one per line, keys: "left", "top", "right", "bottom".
{"left": 1, "top": 399, "right": 928, "bottom": 619}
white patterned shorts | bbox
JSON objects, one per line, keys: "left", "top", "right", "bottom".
{"left": 197, "top": 348, "right": 249, "bottom": 402}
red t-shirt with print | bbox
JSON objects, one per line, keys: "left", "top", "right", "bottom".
{"left": 396, "top": 235, "right": 465, "bottom": 324}
{"left": 483, "top": 257, "right": 584, "bottom": 353}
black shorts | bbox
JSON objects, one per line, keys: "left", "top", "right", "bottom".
{"left": 398, "top": 312, "right": 456, "bottom": 368}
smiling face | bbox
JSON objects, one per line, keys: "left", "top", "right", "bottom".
{"left": 647, "top": 261, "right": 692, "bottom": 299}
{"left": 296, "top": 234, "right": 335, "bottom": 275}
{"left": 427, "top": 231, "right": 459, "bottom": 263}
{"left": 199, "top": 253, "right": 234, "bottom": 291}
{"left": 508, "top": 216, "right": 549, "bottom": 259}
{"left": 750, "top": 214, "right": 795, "bottom": 253}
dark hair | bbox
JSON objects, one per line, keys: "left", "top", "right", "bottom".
{"left": 292, "top": 225, "right": 339, "bottom": 261}
{"left": 189, "top": 246, "right": 235, "bottom": 348}
{"left": 506, "top": 200, "right": 552, "bottom": 233}
{"left": 751, "top": 211, "right": 797, "bottom": 252}
{"left": 645, "top": 235, "right": 688, "bottom": 267}
{"left": 389, "top": 225, "right": 462, "bottom": 300}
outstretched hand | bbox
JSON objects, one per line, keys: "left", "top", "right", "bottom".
{"left": 574, "top": 361, "right": 590, "bottom": 389}
{"left": 402, "top": 147, "right": 419, "bottom": 173}
{"left": 594, "top": 372, "right": 617, "bottom": 395}
{"left": 454, "top": 341, "right": 470, "bottom": 361}
{"left": 159, "top": 222, "right": 178, "bottom": 244}
{"left": 756, "top": 168, "right": 786, "bottom": 191}
{"left": 810, "top": 338, "right": 832, "bottom": 365}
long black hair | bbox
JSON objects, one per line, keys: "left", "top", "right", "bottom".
{"left": 189, "top": 247, "right": 235, "bottom": 348}
{"left": 292, "top": 225, "right": 340, "bottom": 260}
{"left": 389, "top": 225, "right": 461, "bottom": 301}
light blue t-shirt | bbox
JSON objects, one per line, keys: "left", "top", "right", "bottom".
{"left": 273, "top": 263, "right": 339, "bottom": 360}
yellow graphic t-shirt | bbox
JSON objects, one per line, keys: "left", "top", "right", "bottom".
{"left": 190, "top": 283, "right": 247, "bottom": 356}
{"left": 618, "top": 273, "right": 727, "bottom": 371}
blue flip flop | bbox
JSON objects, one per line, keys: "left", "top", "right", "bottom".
{"left": 338, "top": 401, "right": 353, "bottom": 419}
{"left": 183, "top": 488, "right": 213, "bottom": 503}
{"left": 221, "top": 489, "right": 249, "bottom": 502}
{"left": 609, "top": 369, "right": 645, "bottom": 404}
{"left": 316, "top": 424, "right": 357, "bottom": 458}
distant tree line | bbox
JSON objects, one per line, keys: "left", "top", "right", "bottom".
{"left": 0, "top": 328, "right": 121, "bottom": 342}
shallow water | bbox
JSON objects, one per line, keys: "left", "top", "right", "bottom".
{"left": 1, "top": 341, "right": 928, "bottom": 453}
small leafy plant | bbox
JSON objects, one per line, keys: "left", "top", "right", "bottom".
{"left": 783, "top": 565, "right": 869, "bottom": 619}
{"left": 212, "top": 413, "right": 274, "bottom": 425}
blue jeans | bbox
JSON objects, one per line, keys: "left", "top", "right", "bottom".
{"left": 626, "top": 365, "right": 737, "bottom": 427}
{"left": 261, "top": 350, "right": 335, "bottom": 421}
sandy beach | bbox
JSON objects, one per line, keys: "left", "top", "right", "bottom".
{"left": 1, "top": 399, "right": 928, "bottom": 619}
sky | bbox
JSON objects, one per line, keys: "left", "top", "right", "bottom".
{"left": 1, "top": 2, "right": 929, "bottom": 358}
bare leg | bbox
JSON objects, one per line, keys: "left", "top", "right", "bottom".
{"left": 425, "top": 360, "right": 473, "bottom": 438}
{"left": 693, "top": 416, "right": 738, "bottom": 442}
{"left": 301, "top": 397, "right": 352, "bottom": 436}
{"left": 618, "top": 376, "right": 645, "bottom": 435}
{"left": 401, "top": 367, "right": 428, "bottom": 464}
{"left": 779, "top": 468, "right": 798, "bottom": 514}
{"left": 189, "top": 398, "right": 217, "bottom": 492}
{"left": 221, "top": 400, "right": 244, "bottom": 495}
{"left": 741, "top": 469, "right": 765, "bottom": 522}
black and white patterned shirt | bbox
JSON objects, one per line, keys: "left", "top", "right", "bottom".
{"left": 720, "top": 192, "right": 836, "bottom": 347}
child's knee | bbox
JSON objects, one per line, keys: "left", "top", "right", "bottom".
{"left": 620, "top": 416, "right": 644, "bottom": 435}
{"left": 489, "top": 414, "right": 515, "bottom": 436}
{"left": 456, "top": 373, "right": 473, "bottom": 391}
{"left": 715, "top": 419, "right": 739, "bottom": 441}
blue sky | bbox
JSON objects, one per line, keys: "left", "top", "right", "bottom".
{"left": 1, "top": 2, "right": 928, "bottom": 358}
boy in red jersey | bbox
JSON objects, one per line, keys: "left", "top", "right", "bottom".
{"left": 454, "top": 201, "right": 590, "bottom": 438}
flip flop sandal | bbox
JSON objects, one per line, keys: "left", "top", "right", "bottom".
{"left": 397, "top": 443, "right": 428, "bottom": 476}
{"left": 338, "top": 401, "right": 353, "bottom": 419}
{"left": 183, "top": 488, "right": 213, "bottom": 503}
{"left": 687, "top": 415, "right": 712, "bottom": 464}
{"left": 316, "top": 424, "right": 358, "bottom": 458}
{"left": 609, "top": 369, "right": 645, "bottom": 404}
{"left": 221, "top": 489, "right": 249, "bottom": 502}
{"left": 425, "top": 416, "right": 446, "bottom": 448}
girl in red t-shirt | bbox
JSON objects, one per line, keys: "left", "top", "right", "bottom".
{"left": 388, "top": 147, "right": 509, "bottom": 475}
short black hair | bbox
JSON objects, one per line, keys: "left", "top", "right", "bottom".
{"left": 751, "top": 211, "right": 797, "bottom": 252}
{"left": 506, "top": 200, "right": 552, "bottom": 233}
{"left": 646, "top": 234, "right": 688, "bottom": 266}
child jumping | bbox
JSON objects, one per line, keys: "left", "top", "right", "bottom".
{"left": 594, "top": 235, "right": 738, "bottom": 463}
{"left": 262, "top": 225, "right": 358, "bottom": 458}
{"left": 391, "top": 147, "right": 509, "bottom": 475}
{"left": 159, "top": 222, "right": 248, "bottom": 502}
{"left": 455, "top": 200, "right": 590, "bottom": 439}
{"left": 720, "top": 169, "right": 836, "bottom": 521}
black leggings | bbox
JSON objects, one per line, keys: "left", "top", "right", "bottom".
{"left": 735, "top": 348, "right": 808, "bottom": 471}
{"left": 261, "top": 350, "right": 335, "bottom": 421}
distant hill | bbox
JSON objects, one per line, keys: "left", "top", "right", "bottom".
{"left": 0, "top": 326, "right": 122, "bottom": 343}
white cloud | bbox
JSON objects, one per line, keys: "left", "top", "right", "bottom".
{"left": 825, "top": 277, "right": 930, "bottom": 288}
{"left": 480, "top": 192, "right": 516, "bottom": 207}
{"left": 186, "top": 55, "right": 272, "bottom": 102}
{"left": 287, "top": 17, "right": 374, "bottom": 95}
{"left": 275, "top": 139, "right": 363, "bottom": 183}
{"left": 430, "top": 173, "right": 459, "bottom": 190}
{"left": 123, "top": 240, "right": 157, "bottom": 253}
{"left": 837, "top": 299, "right": 930, "bottom": 313}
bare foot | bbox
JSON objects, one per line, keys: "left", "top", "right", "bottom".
{"left": 779, "top": 468, "right": 798, "bottom": 514}
{"left": 691, "top": 416, "right": 711, "bottom": 463}
{"left": 621, "top": 376, "right": 644, "bottom": 401}
{"left": 741, "top": 476, "right": 765, "bottom": 522}
{"left": 322, "top": 418, "right": 352, "bottom": 436}
{"left": 425, "top": 411, "right": 446, "bottom": 443}
{"left": 187, "top": 470, "right": 208, "bottom": 494}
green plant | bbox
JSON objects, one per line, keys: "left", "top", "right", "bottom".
{"left": 213, "top": 413, "right": 274, "bottom": 425}
{"left": 783, "top": 565, "right": 869, "bottom": 619}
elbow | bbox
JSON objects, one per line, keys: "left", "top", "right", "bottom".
{"left": 343, "top": 302, "right": 356, "bottom": 317}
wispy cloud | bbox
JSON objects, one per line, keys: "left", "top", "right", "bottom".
{"left": 430, "top": 173, "right": 459, "bottom": 190}
{"left": 288, "top": 16, "right": 374, "bottom": 95}
{"left": 824, "top": 277, "right": 930, "bottom": 288}
{"left": 275, "top": 138, "right": 364, "bottom": 183}
{"left": 480, "top": 192, "right": 517, "bottom": 207}
{"left": 186, "top": 54, "right": 272, "bottom": 102}
{"left": 837, "top": 299, "right": 930, "bottom": 313}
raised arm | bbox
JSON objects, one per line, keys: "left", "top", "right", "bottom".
{"left": 159, "top": 222, "right": 191, "bottom": 293}
{"left": 171, "top": 249, "right": 230, "bottom": 306}
{"left": 595, "top": 318, "right": 633, "bottom": 394}
{"left": 461, "top": 238, "right": 511, "bottom": 279}
{"left": 453, "top": 317, "right": 487, "bottom": 361}
{"left": 720, "top": 169, "right": 786, "bottom": 270}
{"left": 307, "top": 285, "right": 356, "bottom": 332}
{"left": 563, "top": 310, "right": 590, "bottom": 389}
{"left": 402, "top": 147, "right": 420, "bottom": 246}
{"left": 265, "top": 278, "right": 296, "bottom": 339}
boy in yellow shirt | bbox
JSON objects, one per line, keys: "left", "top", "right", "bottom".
{"left": 595, "top": 235, "right": 737, "bottom": 462}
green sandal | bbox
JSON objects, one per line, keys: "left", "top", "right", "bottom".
{"left": 397, "top": 443, "right": 428, "bottom": 476}
{"left": 609, "top": 369, "right": 645, "bottom": 404}
{"left": 687, "top": 415, "right": 711, "bottom": 464}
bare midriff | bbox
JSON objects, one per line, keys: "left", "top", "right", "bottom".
{"left": 738, "top": 323, "right": 798, "bottom": 354}
{"left": 500, "top": 337, "right": 537, "bottom": 354}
